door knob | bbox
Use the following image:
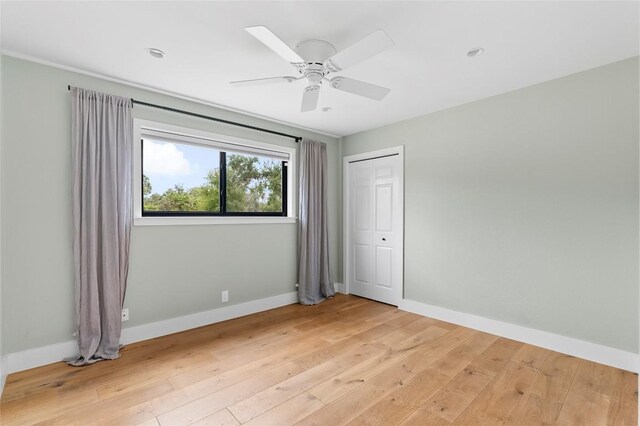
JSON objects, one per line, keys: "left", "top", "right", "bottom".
{"left": 382, "top": 238, "right": 386, "bottom": 241}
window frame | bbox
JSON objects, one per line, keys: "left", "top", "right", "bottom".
{"left": 133, "top": 119, "right": 296, "bottom": 226}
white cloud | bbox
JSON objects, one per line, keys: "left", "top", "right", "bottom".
{"left": 143, "top": 140, "right": 191, "bottom": 176}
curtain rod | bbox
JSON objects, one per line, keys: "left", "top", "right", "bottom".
{"left": 67, "top": 85, "right": 302, "bottom": 143}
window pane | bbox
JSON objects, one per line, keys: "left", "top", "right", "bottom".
{"left": 142, "top": 139, "right": 220, "bottom": 213}
{"left": 226, "top": 152, "right": 283, "bottom": 213}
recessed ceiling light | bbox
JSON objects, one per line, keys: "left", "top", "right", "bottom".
{"left": 322, "top": 107, "right": 333, "bottom": 113}
{"left": 148, "top": 48, "right": 166, "bottom": 59}
{"left": 467, "top": 47, "right": 484, "bottom": 58}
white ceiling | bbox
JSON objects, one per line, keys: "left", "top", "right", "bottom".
{"left": 1, "top": 1, "right": 638, "bottom": 137}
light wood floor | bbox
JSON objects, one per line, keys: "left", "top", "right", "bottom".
{"left": 1, "top": 295, "right": 637, "bottom": 426}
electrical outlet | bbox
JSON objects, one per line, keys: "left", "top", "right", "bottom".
{"left": 121, "top": 308, "right": 129, "bottom": 322}
{"left": 221, "top": 290, "right": 229, "bottom": 303}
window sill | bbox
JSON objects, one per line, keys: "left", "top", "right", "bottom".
{"left": 134, "top": 216, "right": 297, "bottom": 226}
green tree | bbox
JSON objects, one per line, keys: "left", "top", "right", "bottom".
{"left": 142, "top": 174, "right": 152, "bottom": 197}
{"left": 192, "top": 168, "right": 220, "bottom": 212}
{"left": 226, "top": 154, "right": 282, "bottom": 213}
{"left": 142, "top": 155, "right": 282, "bottom": 213}
{"left": 153, "top": 184, "right": 196, "bottom": 211}
{"left": 260, "top": 160, "right": 283, "bottom": 212}
{"left": 226, "top": 154, "right": 261, "bottom": 212}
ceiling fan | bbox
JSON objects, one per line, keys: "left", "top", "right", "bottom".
{"left": 230, "top": 26, "right": 394, "bottom": 112}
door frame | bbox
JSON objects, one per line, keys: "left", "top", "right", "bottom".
{"left": 343, "top": 145, "right": 405, "bottom": 304}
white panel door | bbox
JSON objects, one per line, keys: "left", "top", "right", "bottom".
{"left": 347, "top": 154, "right": 402, "bottom": 305}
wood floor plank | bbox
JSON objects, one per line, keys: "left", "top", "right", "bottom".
{"left": 606, "top": 369, "right": 639, "bottom": 425}
{"left": 362, "top": 308, "right": 412, "bottom": 325}
{"left": 430, "top": 344, "right": 476, "bottom": 378}
{"left": 1, "top": 294, "right": 635, "bottom": 426}
{"left": 421, "top": 363, "right": 494, "bottom": 422}
{"left": 471, "top": 337, "right": 524, "bottom": 377}
{"left": 135, "top": 418, "right": 161, "bottom": 426}
{"left": 451, "top": 361, "right": 538, "bottom": 425}
{"left": 245, "top": 392, "right": 325, "bottom": 426}
{"left": 555, "top": 358, "right": 618, "bottom": 426}
{"left": 346, "top": 368, "right": 451, "bottom": 425}
{"left": 321, "top": 320, "right": 390, "bottom": 344}
{"left": 92, "top": 386, "right": 195, "bottom": 425}
{"left": 295, "top": 360, "right": 418, "bottom": 426}
{"left": 399, "top": 409, "right": 451, "bottom": 426}
{"left": 397, "top": 317, "right": 441, "bottom": 336}
{"left": 308, "top": 347, "right": 408, "bottom": 404}
{"left": 296, "top": 326, "right": 476, "bottom": 426}
{"left": 511, "top": 344, "right": 550, "bottom": 371}
{"left": 505, "top": 351, "right": 580, "bottom": 425}
{"left": 157, "top": 361, "right": 306, "bottom": 425}
{"left": 0, "top": 386, "right": 100, "bottom": 425}
{"left": 33, "top": 379, "right": 175, "bottom": 426}
{"left": 392, "top": 324, "right": 452, "bottom": 353}
{"left": 556, "top": 387, "right": 610, "bottom": 426}
{"left": 228, "top": 360, "right": 343, "bottom": 423}
{"left": 350, "top": 322, "right": 397, "bottom": 342}
{"left": 384, "top": 311, "right": 424, "bottom": 328}
{"left": 292, "top": 338, "right": 388, "bottom": 371}
{"left": 95, "top": 351, "right": 217, "bottom": 401}
{"left": 189, "top": 409, "right": 240, "bottom": 426}
{"left": 98, "top": 339, "right": 332, "bottom": 425}
{"left": 210, "top": 327, "right": 305, "bottom": 360}
{"left": 442, "top": 331, "right": 499, "bottom": 358}
{"left": 168, "top": 335, "right": 325, "bottom": 392}
{"left": 428, "top": 331, "right": 497, "bottom": 379}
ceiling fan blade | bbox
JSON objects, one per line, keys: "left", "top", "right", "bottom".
{"left": 230, "top": 76, "right": 298, "bottom": 87}
{"left": 324, "top": 29, "right": 393, "bottom": 72}
{"left": 245, "top": 26, "right": 306, "bottom": 65}
{"left": 329, "top": 77, "right": 390, "bottom": 101}
{"left": 301, "top": 86, "right": 320, "bottom": 112}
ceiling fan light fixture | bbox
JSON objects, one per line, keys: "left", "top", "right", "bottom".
{"left": 148, "top": 48, "right": 166, "bottom": 59}
{"left": 466, "top": 47, "right": 484, "bottom": 58}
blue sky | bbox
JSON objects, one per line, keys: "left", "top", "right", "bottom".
{"left": 143, "top": 139, "right": 219, "bottom": 194}
{"left": 143, "top": 138, "right": 281, "bottom": 195}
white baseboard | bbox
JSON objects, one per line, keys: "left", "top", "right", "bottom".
{"left": 7, "top": 340, "right": 78, "bottom": 375}
{"left": 120, "top": 291, "right": 297, "bottom": 347}
{"left": 12, "top": 292, "right": 633, "bottom": 376}
{"left": 334, "top": 282, "right": 346, "bottom": 294}
{"left": 7, "top": 291, "right": 298, "bottom": 374}
{"left": 399, "top": 298, "right": 639, "bottom": 373}
{"left": 0, "top": 354, "right": 7, "bottom": 395}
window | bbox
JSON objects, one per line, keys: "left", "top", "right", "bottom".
{"left": 134, "top": 120, "right": 295, "bottom": 225}
{"left": 142, "top": 139, "right": 221, "bottom": 214}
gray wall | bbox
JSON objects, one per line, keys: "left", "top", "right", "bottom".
{"left": 1, "top": 56, "right": 340, "bottom": 353}
{"left": 2, "top": 53, "right": 637, "bottom": 356}
{"left": 342, "top": 57, "right": 639, "bottom": 353}
{"left": 0, "top": 46, "right": 6, "bottom": 390}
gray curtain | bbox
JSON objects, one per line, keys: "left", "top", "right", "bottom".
{"left": 67, "top": 87, "right": 133, "bottom": 366}
{"left": 298, "top": 139, "right": 335, "bottom": 305}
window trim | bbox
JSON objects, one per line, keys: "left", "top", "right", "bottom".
{"left": 133, "top": 119, "right": 296, "bottom": 226}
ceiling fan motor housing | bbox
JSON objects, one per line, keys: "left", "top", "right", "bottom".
{"left": 295, "top": 39, "right": 337, "bottom": 86}
{"left": 295, "top": 39, "right": 337, "bottom": 63}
